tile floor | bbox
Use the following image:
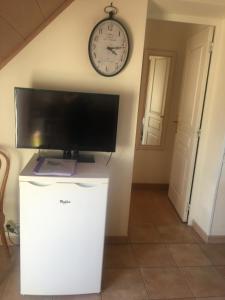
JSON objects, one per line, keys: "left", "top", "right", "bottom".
{"left": 1, "top": 187, "right": 225, "bottom": 299}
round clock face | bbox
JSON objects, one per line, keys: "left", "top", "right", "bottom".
{"left": 88, "top": 18, "right": 129, "bottom": 76}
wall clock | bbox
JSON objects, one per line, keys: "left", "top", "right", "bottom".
{"left": 88, "top": 3, "right": 130, "bottom": 77}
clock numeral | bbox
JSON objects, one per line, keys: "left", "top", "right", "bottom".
{"left": 92, "top": 43, "right": 96, "bottom": 50}
{"left": 115, "top": 63, "right": 119, "bottom": 70}
{"left": 122, "top": 39, "right": 127, "bottom": 46}
{"left": 93, "top": 52, "right": 96, "bottom": 58}
{"left": 118, "top": 31, "right": 121, "bottom": 36}
{"left": 94, "top": 36, "right": 99, "bottom": 42}
{"left": 108, "top": 24, "right": 113, "bottom": 31}
{"left": 105, "top": 66, "right": 108, "bottom": 72}
{"left": 99, "top": 28, "right": 103, "bottom": 34}
{"left": 121, "top": 51, "right": 127, "bottom": 62}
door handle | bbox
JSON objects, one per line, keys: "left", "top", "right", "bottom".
{"left": 73, "top": 183, "right": 102, "bottom": 189}
{"left": 26, "top": 181, "right": 53, "bottom": 187}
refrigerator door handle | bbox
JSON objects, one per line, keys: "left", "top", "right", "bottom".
{"left": 26, "top": 181, "right": 54, "bottom": 187}
{"left": 72, "top": 183, "right": 104, "bottom": 189}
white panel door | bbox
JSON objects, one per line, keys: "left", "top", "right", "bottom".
{"left": 142, "top": 56, "right": 171, "bottom": 145}
{"left": 168, "top": 27, "right": 214, "bottom": 221}
{"left": 20, "top": 180, "right": 108, "bottom": 295}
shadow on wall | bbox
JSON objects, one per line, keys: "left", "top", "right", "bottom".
{"left": 148, "top": 1, "right": 166, "bottom": 18}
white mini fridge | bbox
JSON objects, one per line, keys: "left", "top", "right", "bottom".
{"left": 19, "top": 156, "right": 109, "bottom": 296}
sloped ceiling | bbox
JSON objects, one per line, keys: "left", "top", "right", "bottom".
{"left": 0, "top": 0, "right": 74, "bottom": 70}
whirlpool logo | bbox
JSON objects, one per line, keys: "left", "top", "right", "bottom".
{"left": 60, "top": 200, "right": 71, "bottom": 204}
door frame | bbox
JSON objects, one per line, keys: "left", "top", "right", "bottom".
{"left": 132, "top": 10, "right": 222, "bottom": 226}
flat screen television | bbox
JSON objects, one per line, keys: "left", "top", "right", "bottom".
{"left": 15, "top": 87, "right": 119, "bottom": 156}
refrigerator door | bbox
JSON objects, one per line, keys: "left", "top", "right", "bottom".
{"left": 20, "top": 180, "right": 108, "bottom": 295}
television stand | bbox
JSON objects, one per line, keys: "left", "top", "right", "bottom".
{"left": 63, "top": 150, "right": 95, "bottom": 163}
{"left": 63, "top": 150, "right": 72, "bottom": 159}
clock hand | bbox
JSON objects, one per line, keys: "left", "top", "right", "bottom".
{"left": 106, "top": 47, "right": 117, "bottom": 55}
{"left": 109, "top": 46, "right": 126, "bottom": 49}
{"left": 111, "top": 49, "right": 117, "bottom": 55}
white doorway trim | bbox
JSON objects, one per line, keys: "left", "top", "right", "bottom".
{"left": 147, "top": 6, "right": 224, "bottom": 226}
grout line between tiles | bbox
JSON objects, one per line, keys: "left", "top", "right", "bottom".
{"left": 177, "top": 266, "right": 196, "bottom": 298}
{"left": 138, "top": 267, "right": 151, "bottom": 300}
{"left": 198, "top": 244, "right": 225, "bottom": 266}
{"left": 177, "top": 265, "right": 225, "bottom": 298}
{"left": 211, "top": 264, "right": 225, "bottom": 279}
{"left": 164, "top": 243, "right": 179, "bottom": 267}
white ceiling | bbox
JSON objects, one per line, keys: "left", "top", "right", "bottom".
{"left": 149, "top": 0, "right": 225, "bottom": 19}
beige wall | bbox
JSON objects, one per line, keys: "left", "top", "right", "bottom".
{"left": 0, "top": 0, "right": 148, "bottom": 236}
{"left": 133, "top": 19, "right": 205, "bottom": 183}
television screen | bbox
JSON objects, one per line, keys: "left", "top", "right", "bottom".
{"left": 15, "top": 87, "right": 119, "bottom": 152}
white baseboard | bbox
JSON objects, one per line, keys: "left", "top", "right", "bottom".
{"left": 208, "top": 235, "right": 225, "bottom": 243}
{"left": 192, "top": 220, "right": 225, "bottom": 243}
{"left": 192, "top": 220, "right": 209, "bottom": 242}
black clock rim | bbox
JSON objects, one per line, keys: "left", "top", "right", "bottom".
{"left": 88, "top": 17, "right": 130, "bottom": 77}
